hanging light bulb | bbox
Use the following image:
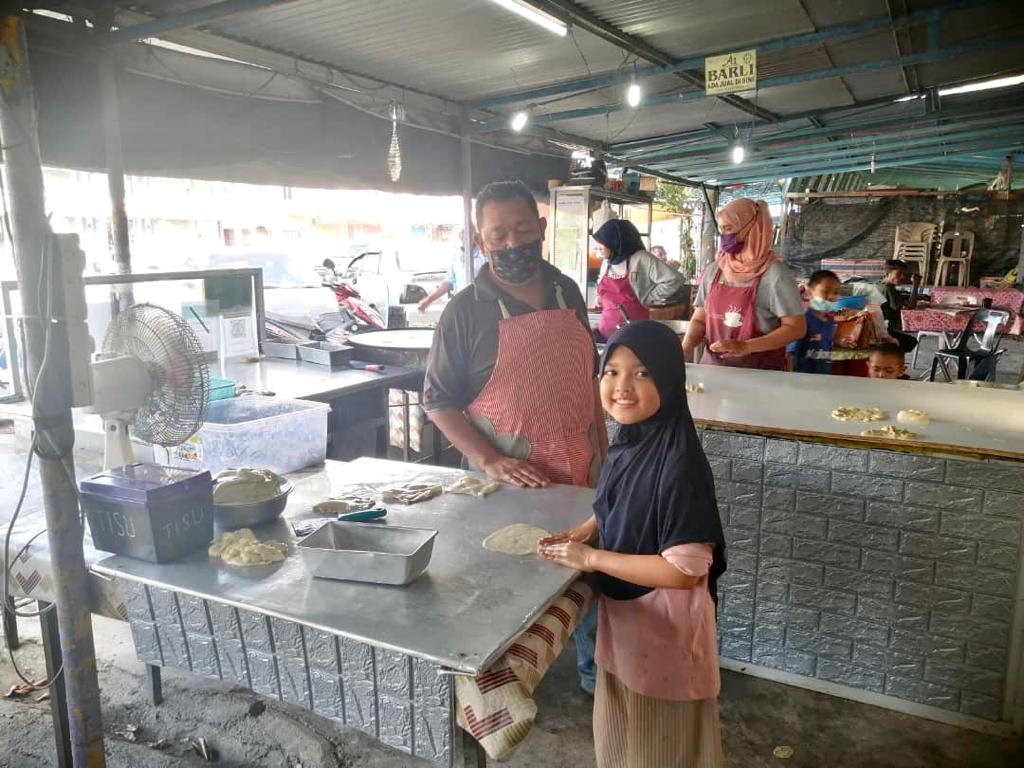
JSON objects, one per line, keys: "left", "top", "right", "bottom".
{"left": 870, "top": 152, "right": 876, "bottom": 174}
{"left": 626, "top": 81, "right": 642, "bottom": 108}
{"left": 731, "top": 143, "right": 745, "bottom": 164}
{"left": 511, "top": 111, "right": 529, "bottom": 131}
{"left": 387, "top": 103, "right": 404, "bottom": 183}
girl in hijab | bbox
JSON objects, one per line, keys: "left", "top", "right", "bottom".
{"left": 539, "top": 321, "right": 726, "bottom": 768}
{"left": 682, "top": 197, "right": 805, "bottom": 369}
{"left": 593, "top": 219, "right": 687, "bottom": 341}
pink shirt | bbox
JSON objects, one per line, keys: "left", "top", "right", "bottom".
{"left": 595, "top": 542, "right": 720, "bottom": 701}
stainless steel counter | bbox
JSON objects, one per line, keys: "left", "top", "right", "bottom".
{"left": 221, "top": 359, "right": 420, "bottom": 402}
{"left": 94, "top": 458, "right": 593, "bottom": 675}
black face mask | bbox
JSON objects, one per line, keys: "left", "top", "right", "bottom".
{"left": 489, "top": 240, "right": 542, "bottom": 284}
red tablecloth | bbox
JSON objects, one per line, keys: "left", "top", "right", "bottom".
{"left": 901, "top": 307, "right": 1023, "bottom": 336}
{"left": 928, "top": 288, "right": 1024, "bottom": 314}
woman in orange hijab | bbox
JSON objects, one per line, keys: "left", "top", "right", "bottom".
{"left": 682, "top": 198, "right": 805, "bottom": 369}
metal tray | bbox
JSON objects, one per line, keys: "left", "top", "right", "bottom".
{"left": 262, "top": 341, "right": 300, "bottom": 360}
{"left": 297, "top": 521, "right": 437, "bottom": 585}
{"left": 297, "top": 342, "right": 353, "bottom": 368}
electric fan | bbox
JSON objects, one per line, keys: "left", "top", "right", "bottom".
{"left": 90, "top": 303, "right": 210, "bottom": 469}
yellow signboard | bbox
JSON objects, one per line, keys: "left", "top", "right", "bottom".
{"left": 705, "top": 49, "right": 757, "bottom": 95}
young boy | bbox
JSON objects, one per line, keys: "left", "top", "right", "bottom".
{"left": 878, "top": 260, "right": 925, "bottom": 352}
{"left": 868, "top": 342, "right": 910, "bottom": 380}
{"left": 787, "top": 270, "right": 841, "bottom": 374}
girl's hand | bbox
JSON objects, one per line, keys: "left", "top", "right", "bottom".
{"left": 539, "top": 518, "right": 598, "bottom": 547}
{"left": 538, "top": 541, "right": 597, "bottom": 572}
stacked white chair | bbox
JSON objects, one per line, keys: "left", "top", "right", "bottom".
{"left": 893, "top": 222, "right": 937, "bottom": 282}
{"left": 933, "top": 230, "right": 975, "bottom": 288}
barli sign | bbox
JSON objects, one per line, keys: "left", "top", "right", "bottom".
{"left": 705, "top": 50, "right": 757, "bottom": 95}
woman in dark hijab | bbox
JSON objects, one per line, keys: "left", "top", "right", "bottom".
{"left": 592, "top": 219, "right": 686, "bottom": 341}
{"left": 540, "top": 320, "right": 725, "bottom": 768}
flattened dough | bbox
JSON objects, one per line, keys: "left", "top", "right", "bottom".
{"left": 209, "top": 528, "right": 287, "bottom": 566}
{"left": 897, "top": 409, "right": 930, "bottom": 424}
{"left": 483, "top": 524, "right": 550, "bottom": 556}
{"left": 447, "top": 476, "right": 502, "bottom": 497}
{"left": 861, "top": 425, "right": 917, "bottom": 440}
{"left": 832, "top": 406, "right": 887, "bottom": 422}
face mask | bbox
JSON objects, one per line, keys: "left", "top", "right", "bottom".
{"left": 489, "top": 240, "right": 543, "bottom": 284}
{"left": 719, "top": 233, "right": 743, "bottom": 254}
{"left": 810, "top": 297, "right": 839, "bottom": 312}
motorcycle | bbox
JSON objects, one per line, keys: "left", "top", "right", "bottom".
{"left": 321, "top": 254, "right": 387, "bottom": 333}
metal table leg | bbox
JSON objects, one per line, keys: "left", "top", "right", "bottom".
{"left": 38, "top": 601, "right": 72, "bottom": 768}
{"left": 147, "top": 663, "right": 163, "bottom": 706}
{"left": 3, "top": 595, "right": 19, "bottom": 650}
{"left": 402, "top": 390, "right": 411, "bottom": 462}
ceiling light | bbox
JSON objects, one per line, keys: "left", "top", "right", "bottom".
{"left": 487, "top": 0, "right": 567, "bottom": 36}
{"left": 894, "top": 94, "right": 926, "bottom": 103}
{"left": 626, "top": 82, "right": 642, "bottom": 108}
{"left": 939, "top": 73, "right": 1024, "bottom": 96}
{"left": 511, "top": 111, "right": 529, "bottom": 131}
{"left": 706, "top": 179, "right": 719, "bottom": 184}
{"left": 731, "top": 144, "right": 745, "bottom": 164}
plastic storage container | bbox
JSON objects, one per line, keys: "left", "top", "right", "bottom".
{"left": 80, "top": 463, "right": 214, "bottom": 563}
{"left": 155, "top": 396, "right": 330, "bottom": 476}
{"left": 209, "top": 377, "right": 237, "bottom": 401}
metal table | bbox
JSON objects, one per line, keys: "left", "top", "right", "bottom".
{"left": 93, "top": 458, "right": 595, "bottom": 766}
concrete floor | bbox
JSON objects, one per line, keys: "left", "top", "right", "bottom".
{"left": 1, "top": 614, "right": 1021, "bottom": 768}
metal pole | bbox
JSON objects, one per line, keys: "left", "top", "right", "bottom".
{"left": 460, "top": 110, "right": 474, "bottom": 290}
{"left": 95, "top": 9, "right": 133, "bottom": 310}
{"left": 699, "top": 185, "right": 720, "bottom": 270}
{"left": 0, "top": 17, "right": 106, "bottom": 766}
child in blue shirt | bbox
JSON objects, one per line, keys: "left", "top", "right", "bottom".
{"left": 787, "top": 270, "right": 841, "bottom": 375}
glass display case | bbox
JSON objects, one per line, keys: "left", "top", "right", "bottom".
{"left": 548, "top": 186, "right": 654, "bottom": 306}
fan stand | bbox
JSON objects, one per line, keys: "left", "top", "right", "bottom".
{"left": 102, "top": 415, "right": 136, "bottom": 470}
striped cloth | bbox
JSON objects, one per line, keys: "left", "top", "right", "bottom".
{"left": 594, "top": 668, "right": 724, "bottom": 768}
{"left": 455, "top": 580, "right": 594, "bottom": 761}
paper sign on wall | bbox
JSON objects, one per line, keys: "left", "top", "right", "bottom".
{"left": 705, "top": 49, "right": 757, "bottom": 95}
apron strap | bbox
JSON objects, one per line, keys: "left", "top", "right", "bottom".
{"left": 554, "top": 283, "right": 569, "bottom": 310}
{"left": 496, "top": 298, "right": 512, "bottom": 320}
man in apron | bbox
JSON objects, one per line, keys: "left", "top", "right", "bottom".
{"left": 423, "top": 179, "right": 606, "bottom": 691}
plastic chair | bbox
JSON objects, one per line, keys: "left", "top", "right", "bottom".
{"left": 893, "top": 222, "right": 937, "bottom": 282}
{"left": 928, "top": 308, "right": 1009, "bottom": 382}
{"left": 933, "top": 231, "right": 975, "bottom": 287}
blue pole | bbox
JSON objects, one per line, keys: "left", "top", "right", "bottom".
{"left": 468, "top": 0, "right": 999, "bottom": 109}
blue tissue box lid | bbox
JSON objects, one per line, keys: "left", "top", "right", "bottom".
{"left": 80, "top": 463, "right": 212, "bottom": 506}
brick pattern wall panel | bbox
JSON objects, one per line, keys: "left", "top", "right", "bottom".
{"left": 701, "top": 431, "right": 1022, "bottom": 722}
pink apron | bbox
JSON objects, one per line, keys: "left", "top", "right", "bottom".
{"left": 466, "top": 286, "right": 598, "bottom": 487}
{"left": 700, "top": 268, "right": 786, "bottom": 370}
{"left": 597, "top": 260, "right": 649, "bottom": 341}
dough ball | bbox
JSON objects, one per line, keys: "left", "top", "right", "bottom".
{"left": 209, "top": 528, "right": 287, "bottom": 566}
{"left": 897, "top": 409, "right": 930, "bottom": 424}
{"left": 483, "top": 524, "right": 551, "bottom": 556}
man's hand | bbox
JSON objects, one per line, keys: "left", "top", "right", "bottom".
{"left": 480, "top": 456, "right": 550, "bottom": 488}
{"left": 911, "top": 273, "right": 922, "bottom": 287}
{"left": 417, "top": 297, "right": 432, "bottom": 314}
{"left": 709, "top": 339, "right": 750, "bottom": 358}
{"left": 538, "top": 541, "right": 596, "bottom": 571}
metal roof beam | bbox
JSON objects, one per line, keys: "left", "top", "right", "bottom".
{"left": 638, "top": 107, "right": 1024, "bottom": 166}
{"left": 693, "top": 141, "right": 1024, "bottom": 184}
{"left": 468, "top": 0, "right": 999, "bottom": 109}
{"left": 520, "top": 32, "right": 1024, "bottom": 127}
{"left": 529, "top": 0, "right": 777, "bottom": 121}
{"left": 656, "top": 122, "right": 1024, "bottom": 175}
{"left": 106, "top": 0, "right": 304, "bottom": 43}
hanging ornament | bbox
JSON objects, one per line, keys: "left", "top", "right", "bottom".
{"left": 387, "top": 103, "right": 404, "bottom": 183}
{"left": 869, "top": 152, "right": 876, "bottom": 174}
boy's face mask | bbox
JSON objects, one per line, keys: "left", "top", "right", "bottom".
{"left": 810, "top": 297, "right": 839, "bottom": 312}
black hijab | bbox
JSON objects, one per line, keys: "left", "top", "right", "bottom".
{"left": 593, "top": 219, "right": 647, "bottom": 266}
{"left": 593, "top": 321, "right": 726, "bottom": 602}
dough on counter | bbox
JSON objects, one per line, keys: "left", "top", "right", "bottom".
{"left": 861, "top": 425, "right": 917, "bottom": 440}
{"left": 897, "top": 409, "right": 930, "bottom": 424}
{"left": 831, "top": 407, "right": 887, "bottom": 422}
{"left": 447, "top": 476, "right": 502, "bottom": 497}
{"left": 380, "top": 481, "right": 443, "bottom": 505}
{"left": 213, "top": 468, "right": 283, "bottom": 505}
{"left": 483, "top": 524, "right": 550, "bottom": 556}
{"left": 313, "top": 495, "right": 377, "bottom": 516}
{"left": 209, "top": 528, "right": 287, "bottom": 566}
{"left": 685, "top": 382, "right": 704, "bottom": 394}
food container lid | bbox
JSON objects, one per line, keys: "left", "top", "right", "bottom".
{"left": 80, "top": 463, "right": 212, "bottom": 505}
